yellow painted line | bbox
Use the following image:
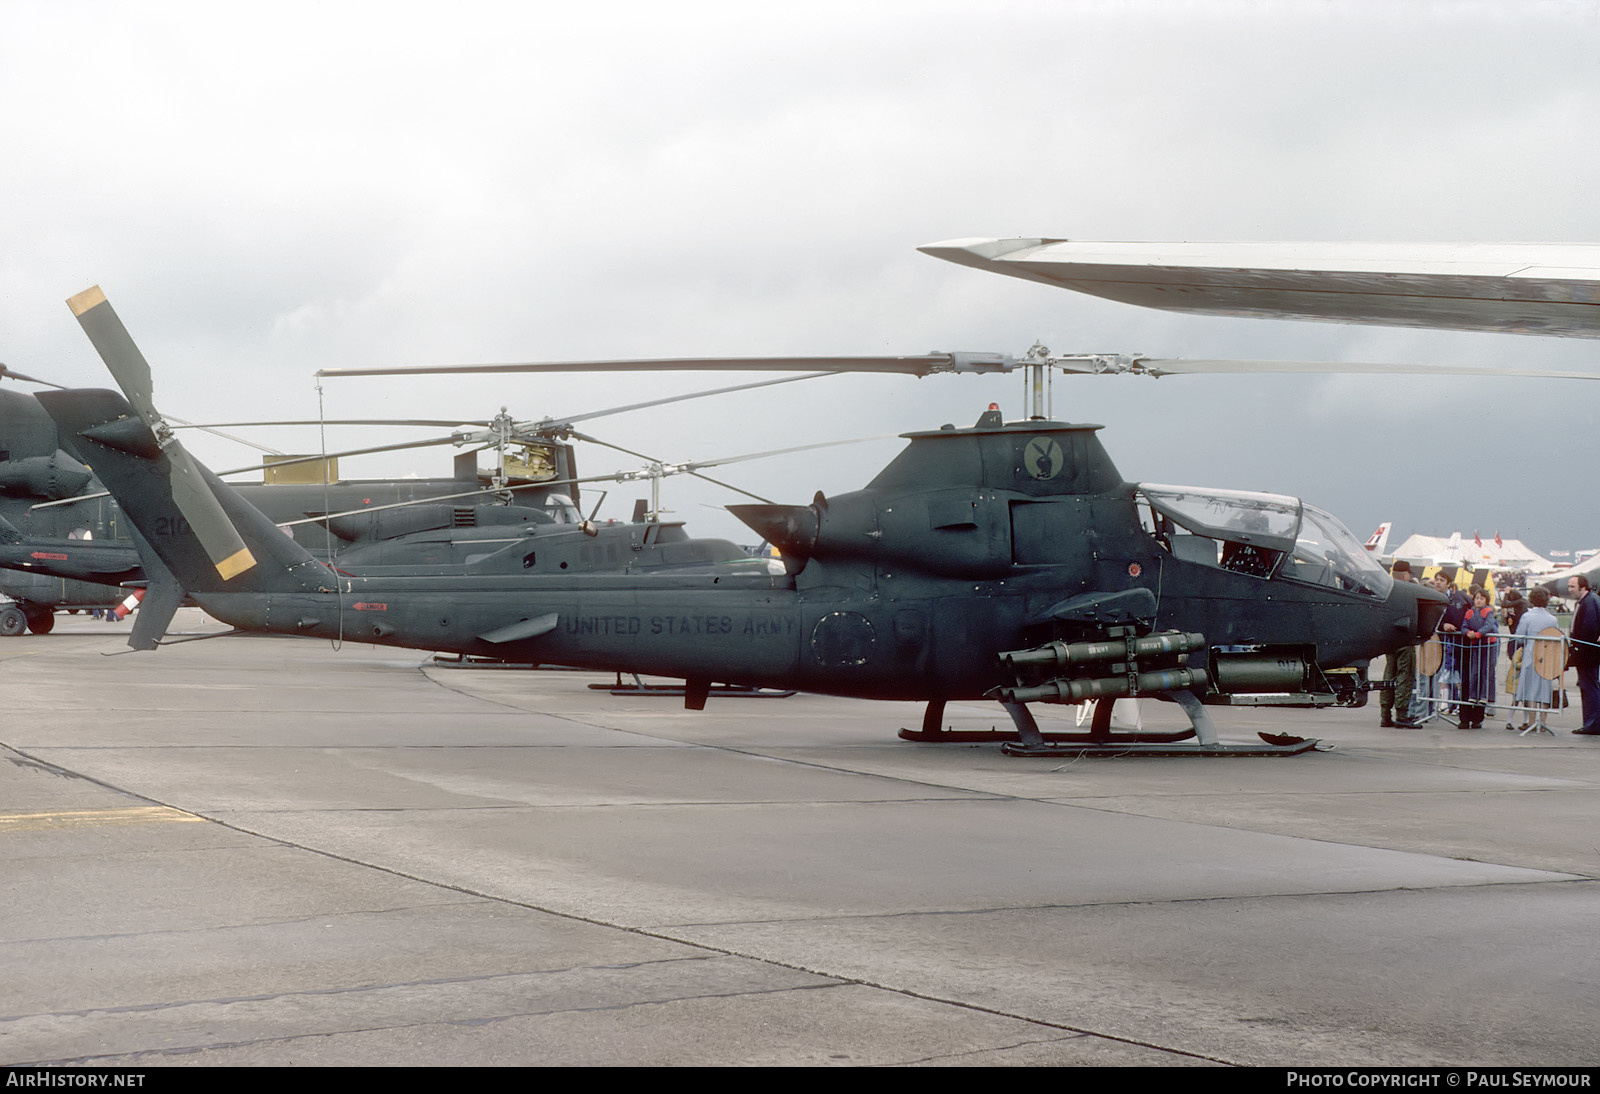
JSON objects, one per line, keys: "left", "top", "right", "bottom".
{"left": 0, "top": 806, "right": 205, "bottom": 832}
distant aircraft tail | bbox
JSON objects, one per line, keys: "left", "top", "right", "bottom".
{"left": 38, "top": 389, "right": 332, "bottom": 603}
{"left": 1363, "top": 521, "right": 1392, "bottom": 555}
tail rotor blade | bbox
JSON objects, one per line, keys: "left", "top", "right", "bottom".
{"left": 66, "top": 286, "right": 163, "bottom": 432}
{"left": 66, "top": 285, "right": 255, "bottom": 581}
{"left": 167, "top": 447, "right": 256, "bottom": 579}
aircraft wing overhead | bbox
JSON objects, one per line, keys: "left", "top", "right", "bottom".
{"left": 918, "top": 238, "right": 1600, "bottom": 338}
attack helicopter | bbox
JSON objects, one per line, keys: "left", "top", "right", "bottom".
{"left": 43, "top": 284, "right": 1450, "bottom": 757}
{"left": 0, "top": 329, "right": 819, "bottom": 638}
{"left": 0, "top": 379, "right": 137, "bottom": 629}
{"left": 0, "top": 415, "right": 587, "bottom": 638}
{"left": 0, "top": 367, "right": 591, "bottom": 633}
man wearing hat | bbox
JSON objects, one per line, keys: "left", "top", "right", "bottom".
{"left": 1381, "top": 560, "right": 1422, "bottom": 728}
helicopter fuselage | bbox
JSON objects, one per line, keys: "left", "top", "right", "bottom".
{"left": 44, "top": 391, "right": 1437, "bottom": 708}
{"left": 191, "top": 551, "right": 1425, "bottom": 702}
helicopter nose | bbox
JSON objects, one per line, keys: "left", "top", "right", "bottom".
{"left": 1414, "top": 588, "right": 1447, "bottom": 641}
{"left": 1388, "top": 580, "right": 1447, "bottom": 643}
{"left": 728, "top": 503, "right": 819, "bottom": 562}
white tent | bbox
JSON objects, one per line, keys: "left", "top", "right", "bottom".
{"left": 1390, "top": 532, "right": 1553, "bottom": 572}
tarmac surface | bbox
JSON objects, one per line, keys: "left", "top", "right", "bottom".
{"left": 2, "top": 611, "right": 1597, "bottom": 1067}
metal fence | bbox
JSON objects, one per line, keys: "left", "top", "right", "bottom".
{"left": 1416, "top": 626, "right": 1570, "bottom": 735}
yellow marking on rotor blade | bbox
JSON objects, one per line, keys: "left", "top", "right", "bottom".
{"left": 0, "top": 806, "right": 204, "bottom": 833}
{"left": 215, "top": 546, "right": 257, "bottom": 580}
{"left": 67, "top": 285, "right": 108, "bottom": 316}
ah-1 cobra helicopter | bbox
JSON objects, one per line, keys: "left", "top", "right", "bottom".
{"left": 43, "top": 281, "right": 1459, "bottom": 757}
{"left": 0, "top": 332, "right": 831, "bottom": 639}
{"left": 0, "top": 365, "right": 593, "bottom": 635}
{"left": 0, "top": 376, "right": 134, "bottom": 631}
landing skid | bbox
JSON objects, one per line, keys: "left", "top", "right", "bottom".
{"left": 432, "top": 655, "right": 541, "bottom": 669}
{"left": 587, "top": 672, "right": 796, "bottom": 699}
{"left": 899, "top": 697, "right": 1321, "bottom": 757}
{"left": 1002, "top": 737, "right": 1322, "bottom": 758}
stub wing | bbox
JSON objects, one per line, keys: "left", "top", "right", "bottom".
{"left": 919, "top": 238, "right": 1600, "bottom": 338}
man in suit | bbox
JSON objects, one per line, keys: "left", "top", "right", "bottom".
{"left": 1568, "top": 575, "right": 1600, "bottom": 736}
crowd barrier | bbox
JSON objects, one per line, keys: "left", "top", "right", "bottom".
{"left": 1415, "top": 626, "right": 1568, "bottom": 735}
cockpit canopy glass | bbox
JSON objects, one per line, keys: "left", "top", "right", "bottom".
{"left": 542, "top": 493, "right": 582, "bottom": 525}
{"left": 1137, "top": 484, "right": 1393, "bottom": 600}
{"left": 1139, "top": 483, "right": 1301, "bottom": 553}
{"left": 1286, "top": 503, "right": 1394, "bottom": 599}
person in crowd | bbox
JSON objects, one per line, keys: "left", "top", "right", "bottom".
{"left": 1511, "top": 587, "right": 1560, "bottom": 734}
{"left": 1501, "top": 590, "right": 1527, "bottom": 713}
{"left": 1568, "top": 576, "right": 1600, "bottom": 736}
{"left": 1458, "top": 585, "right": 1498, "bottom": 729}
{"left": 1431, "top": 571, "right": 1471, "bottom": 719}
{"left": 1381, "top": 561, "right": 1422, "bottom": 729}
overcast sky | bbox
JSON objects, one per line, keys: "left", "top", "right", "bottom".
{"left": 3, "top": 0, "right": 1597, "bottom": 551}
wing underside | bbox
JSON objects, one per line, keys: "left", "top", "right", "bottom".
{"left": 919, "top": 238, "right": 1600, "bottom": 338}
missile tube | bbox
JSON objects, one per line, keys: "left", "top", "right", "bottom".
{"left": 1000, "top": 667, "right": 1209, "bottom": 706}
{"left": 1000, "top": 631, "right": 1206, "bottom": 670}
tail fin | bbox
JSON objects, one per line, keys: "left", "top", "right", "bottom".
{"left": 38, "top": 389, "right": 332, "bottom": 599}
{"left": 1363, "top": 521, "right": 1392, "bottom": 555}
{"left": 123, "top": 524, "right": 186, "bottom": 651}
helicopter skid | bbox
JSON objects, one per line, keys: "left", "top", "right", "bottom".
{"left": 898, "top": 725, "right": 1198, "bottom": 745}
{"left": 902, "top": 695, "right": 1319, "bottom": 755}
{"left": 1219, "top": 692, "right": 1339, "bottom": 707}
{"left": 898, "top": 722, "right": 1322, "bottom": 755}
{"left": 999, "top": 736, "right": 1323, "bottom": 758}
{"left": 587, "top": 674, "right": 796, "bottom": 699}
{"left": 431, "top": 655, "right": 541, "bottom": 669}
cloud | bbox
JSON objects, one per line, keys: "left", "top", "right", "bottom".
{"left": 3, "top": 0, "right": 1596, "bottom": 547}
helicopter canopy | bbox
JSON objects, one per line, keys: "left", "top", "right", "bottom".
{"left": 1139, "top": 483, "right": 1393, "bottom": 600}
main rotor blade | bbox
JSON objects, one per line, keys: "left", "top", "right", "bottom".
{"left": 674, "top": 433, "right": 900, "bottom": 472}
{"left": 1095, "top": 357, "right": 1600, "bottom": 380}
{"left": 659, "top": 434, "right": 898, "bottom": 503}
{"left": 179, "top": 375, "right": 840, "bottom": 449}
{"left": 165, "top": 414, "right": 286, "bottom": 455}
{"left": 535, "top": 371, "right": 840, "bottom": 431}
{"left": 274, "top": 470, "right": 630, "bottom": 528}
{"left": 562, "top": 431, "right": 776, "bottom": 503}
{"left": 174, "top": 418, "right": 494, "bottom": 429}
{"left": 920, "top": 238, "right": 1600, "bottom": 338}
{"left": 599, "top": 433, "right": 900, "bottom": 509}
{"left": 34, "top": 436, "right": 469, "bottom": 502}
{"left": 0, "top": 364, "right": 68, "bottom": 389}
{"left": 321, "top": 342, "right": 1600, "bottom": 386}
{"left": 274, "top": 426, "right": 897, "bottom": 528}
{"left": 563, "top": 430, "right": 658, "bottom": 464}
{"left": 67, "top": 286, "right": 256, "bottom": 580}
{"left": 214, "top": 434, "right": 462, "bottom": 478}
{"left": 316, "top": 353, "right": 1015, "bottom": 379}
